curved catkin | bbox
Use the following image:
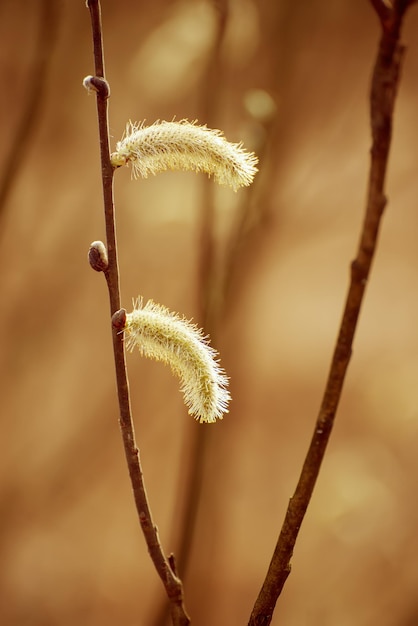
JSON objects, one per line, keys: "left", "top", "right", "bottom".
{"left": 124, "top": 298, "right": 230, "bottom": 423}
{"left": 110, "top": 120, "right": 258, "bottom": 191}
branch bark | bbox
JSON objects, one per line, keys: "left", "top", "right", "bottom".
{"left": 85, "top": 2, "right": 189, "bottom": 624}
{"left": 248, "top": 2, "right": 411, "bottom": 624}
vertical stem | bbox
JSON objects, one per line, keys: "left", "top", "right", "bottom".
{"left": 151, "top": 6, "right": 230, "bottom": 625}
{"left": 86, "top": 2, "right": 190, "bottom": 624}
{"left": 178, "top": 0, "right": 229, "bottom": 577}
{"left": 0, "top": 0, "right": 61, "bottom": 226}
{"left": 248, "top": 3, "right": 410, "bottom": 625}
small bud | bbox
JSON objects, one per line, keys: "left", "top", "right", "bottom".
{"left": 112, "top": 308, "right": 127, "bottom": 332}
{"left": 88, "top": 240, "right": 108, "bottom": 272}
{"left": 82, "top": 75, "right": 110, "bottom": 99}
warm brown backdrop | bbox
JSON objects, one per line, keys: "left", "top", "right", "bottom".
{"left": 1, "top": 1, "right": 418, "bottom": 625}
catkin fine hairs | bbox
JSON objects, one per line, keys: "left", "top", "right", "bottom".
{"left": 111, "top": 120, "right": 258, "bottom": 191}
{"left": 124, "top": 298, "right": 230, "bottom": 424}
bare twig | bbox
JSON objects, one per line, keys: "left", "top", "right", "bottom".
{"left": 0, "top": 0, "right": 61, "bottom": 226}
{"left": 248, "top": 2, "right": 412, "bottom": 625}
{"left": 151, "top": 6, "right": 229, "bottom": 626}
{"left": 177, "top": 0, "right": 229, "bottom": 576}
{"left": 85, "top": 2, "right": 189, "bottom": 624}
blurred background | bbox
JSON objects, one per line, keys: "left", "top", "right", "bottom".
{"left": 1, "top": 1, "right": 418, "bottom": 624}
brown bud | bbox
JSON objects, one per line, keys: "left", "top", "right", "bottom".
{"left": 112, "top": 308, "right": 127, "bottom": 332}
{"left": 82, "top": 75, "right": 110, "bottom": 99}
{"left": 88, "top": 240, "right": 108, "bottom": 272}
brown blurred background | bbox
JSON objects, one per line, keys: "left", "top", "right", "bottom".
{"left": 1, "top": 1, "right": 418, "bottom": 624}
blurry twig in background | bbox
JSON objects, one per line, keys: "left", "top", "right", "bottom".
{"left": 152, "top": 3, "right": 230, "bottom": 625}
{"left": 177, "top": 0, "right": 229, "bottom": 575}
{"left": 0, "top": 0, "right": 61, "bottom": 227}
{"left": 223, "top": 1, "right": 298, "bottom": 305}
{"left": 248, "top": 1, "right": 413, "bottom": 624}
{"left": 85, "top": 2, "right": 190, "bottom": 625}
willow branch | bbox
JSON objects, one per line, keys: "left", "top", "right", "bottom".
{"left": 248, "top": 2, "right": 411, "bottom": 624}
{"left": 85, "top": 2, "right": 189, "bottom": 624}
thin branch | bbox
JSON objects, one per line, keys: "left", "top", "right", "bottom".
{"left": 151, "top": 6, "right": 229, "bottom": 625}
{"left": 0, "top": 0, "right": 61, "bottom": 227}
{"left": 177, "top": 0, "right": 229, "bottom": 576}
{"left": 85, "top": 2, "right": 189, "bottom": 624}
{"left": 248, "top": 3, "right": 410, "bottom": 625}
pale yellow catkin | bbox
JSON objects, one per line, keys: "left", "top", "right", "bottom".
{"left": 110, "top": 120, "right": 258, "bottom": 191}
{"left": 124, "top": 298, "right": 230, "bottom": 423}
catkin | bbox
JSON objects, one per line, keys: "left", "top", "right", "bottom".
{"left": 111, "top": 120, "right": 258, "bottom": 191}
{"left": 124, "top": 297, "right": 230, "bottom": 423}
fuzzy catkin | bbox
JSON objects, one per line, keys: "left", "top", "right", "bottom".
{"left": 110, "top": 120, "right": 258, "bottom": 191}
{"left": 124, "top": 298, "right": 230, "bottom": 423}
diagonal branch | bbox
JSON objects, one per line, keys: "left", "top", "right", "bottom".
{"left": 248, "top": 3, "right": 411, "bottom": 625}
{"left": 85, "top": 2, "right": 189, "bottom": 624}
